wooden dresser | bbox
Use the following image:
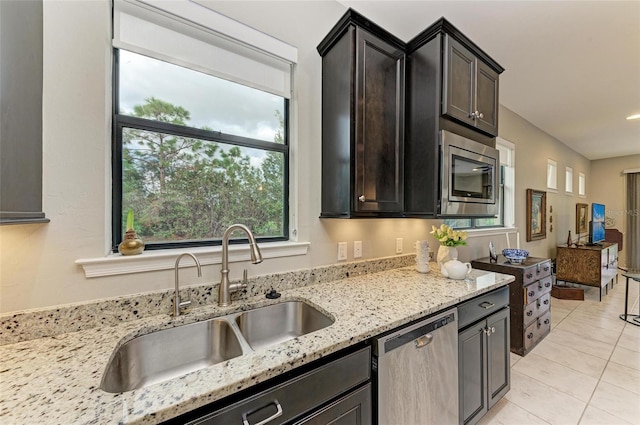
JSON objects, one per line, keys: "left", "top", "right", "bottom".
{"left": 471, "top": 256, "right": 552, "bottom": 356}
{"left": 556, "top": 242, "right": 618, "bottom": 301}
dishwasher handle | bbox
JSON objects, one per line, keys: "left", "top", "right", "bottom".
{"left": 414, "top": 334, "right": 433, "bottom": 348}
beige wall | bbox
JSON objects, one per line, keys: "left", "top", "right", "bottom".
{"left": 0, "top": 0, "right": 612, "bottom": 314}
{"left": 591, "top": 155, "right": 640, "bottom": 267}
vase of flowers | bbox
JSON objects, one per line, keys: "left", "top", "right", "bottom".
{"left": 430, "top": 224, "right": 468, "bottom": 267}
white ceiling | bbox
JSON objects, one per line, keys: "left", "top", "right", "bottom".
{"left": 338, "top": 0, "right": 640, "bottom": 160}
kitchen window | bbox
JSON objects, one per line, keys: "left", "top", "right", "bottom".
{"left": 446, "top": 138, "right": 515, "bottom": 230}
{"left": 111, "top": 1, "right": 295, "bottom": 251}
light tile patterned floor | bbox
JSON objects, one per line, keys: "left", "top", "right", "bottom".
{"left": 478, "top": 273, "right": 640, "bottom": 425}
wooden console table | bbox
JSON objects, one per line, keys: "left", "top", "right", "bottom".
{"left": 556, "top": 242, "right": 618, "bottom": 301}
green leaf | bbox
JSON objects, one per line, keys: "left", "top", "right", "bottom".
{"left": 126, "top": 208, "right": 134, "bottom": 230}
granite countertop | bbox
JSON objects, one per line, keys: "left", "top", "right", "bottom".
{"left": 0, "top": 266, "right": 513, "bottom": 425}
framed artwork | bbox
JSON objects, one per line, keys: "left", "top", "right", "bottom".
{"left": 526, "top": 189, "right": 547, "bottom": 241}
{"left": 576, "top": 203, "right": 588, "bottom": 233}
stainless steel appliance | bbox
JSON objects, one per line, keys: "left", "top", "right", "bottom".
{"left": 372, "top": 308, "right": 458, "bottom": 425}
{"left": 440, "top": 130, "right": 500, "bottom": 217}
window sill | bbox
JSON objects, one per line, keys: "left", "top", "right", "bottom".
{"left": 76, "top": 241, "right": 310, "bottom": 278}
{"left": 464, "top": 227, "right": 518, "bottom": 238}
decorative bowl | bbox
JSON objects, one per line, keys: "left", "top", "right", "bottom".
{"left": 502, "top": 248, "right": 529, "bottom": 264}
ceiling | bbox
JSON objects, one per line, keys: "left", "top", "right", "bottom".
{"left": 338, "top": 0, "right": 640, "bottom": 160}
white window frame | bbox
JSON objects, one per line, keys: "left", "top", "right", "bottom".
{"left": 77, "top": 0, "right": 307, "bottom": 277}
{"left": 578, "top": 172, "right": 586, "bottom": 197}
{"left": 565, "top": 166, "right": 574, "bottom": 194}
{"left": 547, "top": 159, "right": 558, "bottom": 192}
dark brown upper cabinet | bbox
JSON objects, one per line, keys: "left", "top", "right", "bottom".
{"left": 404, "top": 19, "right": 504, "bottom": 217}
{"left": 443, "top": 35, "right": 500, "bottom": 136}
{"left": 317, "top": 10, "right": 405, "bottom": 218}
{"left": 0, "top": 0, "right": 48, "bottom": 225}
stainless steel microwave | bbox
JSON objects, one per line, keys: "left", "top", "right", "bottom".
{"left": 440, "top": 130, "right": 500, "bottom": 217}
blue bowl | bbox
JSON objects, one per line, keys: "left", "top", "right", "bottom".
{"left": 502, "top": 248, "right": 529, "bottom": 264}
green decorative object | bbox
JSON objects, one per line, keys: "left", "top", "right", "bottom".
{"left": 118, "top": 209, "right": 144, "bottom": 255}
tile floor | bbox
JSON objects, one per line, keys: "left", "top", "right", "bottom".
{"left": 479, "top": 273, "right": 640, "bottom": 425}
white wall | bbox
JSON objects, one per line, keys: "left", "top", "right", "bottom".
{"left": 0, "top": 0, "right": 599, "bottom": 313}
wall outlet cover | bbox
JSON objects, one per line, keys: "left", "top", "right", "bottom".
{"left": 396, "top": 238, "right": 403, "bottom": 254}
{"left": 354, "top": 241, "right": 362, "bottom": 258}
{"left": 337, "top": 242, "right": 347, "bottom": 261}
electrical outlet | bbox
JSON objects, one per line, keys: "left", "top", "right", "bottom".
{"left": 354, "top": 241, "right": 362, "bottom": 258}
{"left": 429, "top": 250, "right": 435, "bottom": 261}
{"left": 396, "top": 238, "right": 403, "bottom": 254}
{"left": 337, "top": 242, "right": 348, "bottom": 261}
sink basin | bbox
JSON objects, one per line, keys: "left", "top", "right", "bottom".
{"left": 100, "top": 301, "right": 334, "bottom": 393}
{"left": 236, "top": 301, "right": 334, "bottom": 350}
{"left": 100, "top": 319, "right": 243, "bottom": 393}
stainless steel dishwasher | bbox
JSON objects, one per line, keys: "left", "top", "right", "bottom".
{"left": 372, "top": 308, "right": 458, "bottom": 425}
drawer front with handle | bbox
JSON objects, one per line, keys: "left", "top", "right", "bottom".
{"left": 524, "top": 275, "right": 553, "bottom": 304}
{"left": 524, "top": 311, "right": 551, "bottom": 352}
{"left": 523, "top": 293, "right": 551, "bottom": 327}
{"left": 523, "top": 261, "right": 552, "bottom": 286}
{"left": 458, "top": 286, "right": 509, "bottom": 330}
{"left": 186, "top": 347, "right": 370, "bottom": 424}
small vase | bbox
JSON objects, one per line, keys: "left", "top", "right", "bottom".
{"left": 437, "top": 245, "right": 458, "bottom": 267}
{"left": 118, "top": 228, "right": 145, "bottom": 256}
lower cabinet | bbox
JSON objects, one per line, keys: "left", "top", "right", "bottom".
{"left": 458, "top": 290, "right": 510, "bottom": 425}
{"left": 165, "top": 346, "right": 371, "bottom": 425}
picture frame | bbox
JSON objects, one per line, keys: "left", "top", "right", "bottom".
{"left": 576, "top": 203, "right": 588, "bottom": 233}
{"left": 526, "top": 189, "right": 547, "bottom": 241}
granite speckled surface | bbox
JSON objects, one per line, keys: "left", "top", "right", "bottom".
{"left": 0, "top": 255, "right": 414, "bottom": 345}
{"left": 0, "top": 266, "right": 513, "bottom": 425}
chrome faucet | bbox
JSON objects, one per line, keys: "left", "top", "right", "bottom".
{"left": 174, "top": 253, "right": 201, "bottom": 316}
{"left": 219, "top": 224, "right": 263, "bottom": 307}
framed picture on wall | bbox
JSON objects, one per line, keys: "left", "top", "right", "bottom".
{"left": 576, "top": 203, "right": 588, "bottom": 233}
{"left": 526, "top": 189, "right": 547, "bottom": 241}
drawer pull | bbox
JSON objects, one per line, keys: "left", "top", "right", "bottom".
{"left": 544, "top": 299, "right": 549, "bottom": 305}
{"left": 544, "top": 319, "right": 550, "bottom": 325}
{"left": 528, "top": 291, "right": 535, "bottom": 297}
{"left": 526, "top": 273, "right": 533, "bottom": 279}
{"left": 545, "top": 282, "right": 551, "bottom": 288}
{"left": 527, "top": 310, "right": 533, "bottom": 316}
{"left": 479, "top": 301, "right": 495, "bottom": 309}
{"left": 483, "top": 326, "right": 496, "bottom": 336}
{"left": 527, "top": 332, "right": 534, "bottom": 339}
{"left": 544, "top": 266, "right": 550, "bottom": 271}
{"left": 243, "top": 400, "right": 283, "bottom": 425}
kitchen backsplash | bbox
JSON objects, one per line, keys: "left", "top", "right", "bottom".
{"left": 0, "top": 254, "right": 414, "bottom": 345}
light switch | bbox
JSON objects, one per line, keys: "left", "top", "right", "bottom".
{"left": 337, "top": 242, "right": 347, "bottom": 261}
{"left": 396, "top": 238, "right": 403, "bottom": 254}
{"left": 354, "top": 241, "right": 362, "bottom": 258}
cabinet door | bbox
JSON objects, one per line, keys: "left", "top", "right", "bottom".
{"left": 487, "top": 308, "right": 510, "bottom": 408}
{"left": 475, "top": 60, "right": 499, "bottom": 136}
{"left": 459, "top": 321, "right": 487, "bottom": 425}
{"left": 294, "top": 384, "right": 372, "bottom": 425}
{"left": 354, "top": 28, "right": 405, "bottom": 213}
{"left": 443, "top": 35, "right": 475, "bottom": 127}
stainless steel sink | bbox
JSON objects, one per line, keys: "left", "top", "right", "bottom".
{"left": 100, "top": 301, "right": 333, "bottom": 393}
{"left": 100, "top": 319, "right": 243, "bottom": 393}
{"left": 235, "top": 301, "right": 334, "bottom": 350}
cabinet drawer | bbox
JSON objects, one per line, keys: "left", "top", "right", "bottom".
{"left": 458, "top": 286, "right": 509, "bottom": 330}
{"left": 523, "top": 261, "right": 552, "bottom": 285}
{"left": 524, "top": 311, "right": 551, "bottom": 352}
{"left": 187, "top": 347, "right": 371, "bottom": 424}
{"left": 524, "top": 276, "right": 552, "bottom": 304}
{"left": 523, "top": 293, "right": 551, "bottom": 327}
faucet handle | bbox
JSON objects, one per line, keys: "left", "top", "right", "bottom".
{"left": 242, "top": 269, "right": 249, "bottom": 289}
{"left": 178, "top": 299, "right": 191, "bottom": 310}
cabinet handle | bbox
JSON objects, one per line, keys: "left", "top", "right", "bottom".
{"left": 483, "top": 326, "right": 496, "bottom": 336}
{"left": 479, "top": 301, "right": 495, "bottom": 309}
{"left": 526, "top": 273, "right": 533, "bottom": 279}
{"left": 527, "top": 333, "right": 534, "bottom": 339}
{"left": 544, "top": 299, "right": 549, "bottom": 305}
{"left": 471, "top": 110, "right": 484, "bottom": 119}
{"left": 358, "top": 195, "right": 366, "bottom": 202}
{"left": 242, "top": 400, "right": 283, "bottom": 425}
{"left": 527, "top": 310, "right": 533, "bottom": 316}
{"left": 545, "top": 282, "right": 551, "bottom": 288}
{"left": 528, "top": 291, "right": 535, "bottom": 297}
{"left": 544, "top": 319, "right": 550, "bottom": 325}
{"left": 544, "top": 266, "right": 550, "bottom": 271}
